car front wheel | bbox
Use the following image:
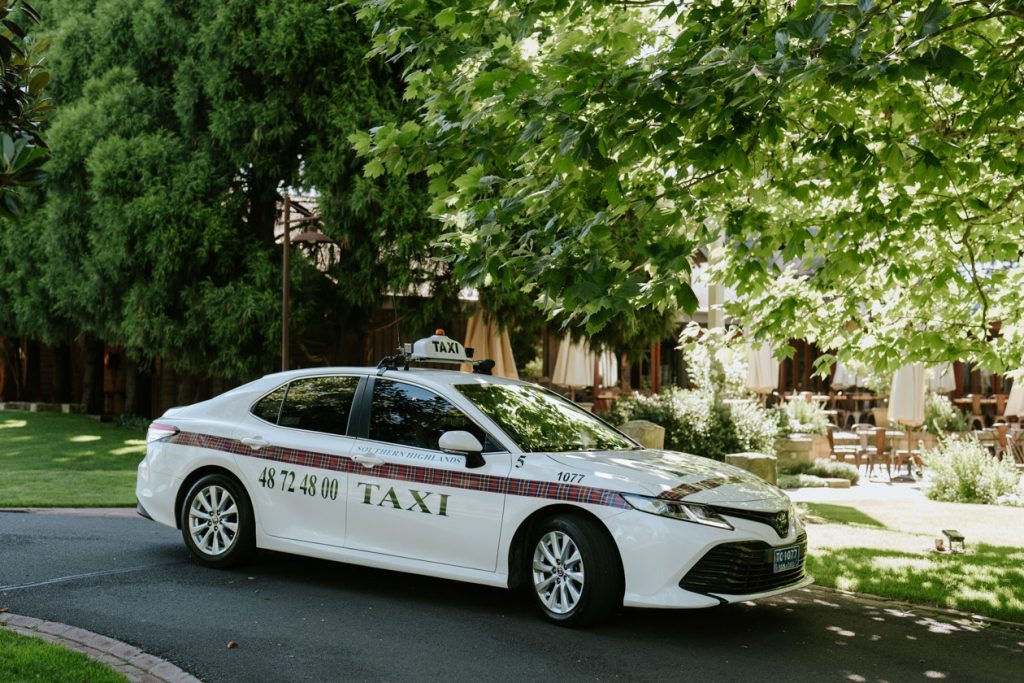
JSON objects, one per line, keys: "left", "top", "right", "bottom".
{"left": 180, "top": 473, "right": 255, "bottom": 568}
{"left": 529, "top": 515, "right": 622, "bottom": 627}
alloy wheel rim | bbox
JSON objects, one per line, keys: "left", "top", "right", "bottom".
{"left": 188, "top": 485, "right": 239, "bottom": 556}
{"left": 532, "top": 530, "right": 585, "bottom": 615}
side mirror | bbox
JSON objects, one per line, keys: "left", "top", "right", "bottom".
{"left": 438, "top": 430, "right": 485, "bottom": 469}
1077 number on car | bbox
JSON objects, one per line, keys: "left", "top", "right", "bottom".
{"left": 258, "top": 466, "right": 339, "bottom": 500}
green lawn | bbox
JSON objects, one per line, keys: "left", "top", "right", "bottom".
{"left": 0, "top": 628, "right": 128, "bottom": 683}
{"left": 801, "top": 502, "right": 886, "bottom": 528}
{"left": 798, "top": 502, "right": 1024, "bottom": 623}
{"left": 0, "top": 411, "right": 145, "bottom": 507}
{"left": 807, "top": 543, "right": 1024, "bottom": 623}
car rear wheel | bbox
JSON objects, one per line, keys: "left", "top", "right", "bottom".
{"left": 529, "top": 515, "right": 622, "bottom": 627}
{"left": 180, "top": 473, "right": 255, "bottom": 568}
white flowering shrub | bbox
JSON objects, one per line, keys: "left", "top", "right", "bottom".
{"left": 923, "top": 437, "right": 1020, "bottom": 504}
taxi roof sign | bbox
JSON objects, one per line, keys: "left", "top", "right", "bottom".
{"left": 379, "top": 329, "right": 491, "bottom": 374}
{"left": 410, "top": 332, "right": 472, "bottom": 363}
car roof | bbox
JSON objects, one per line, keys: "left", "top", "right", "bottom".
{"left": 255, "top": 366, "right": 526, "bottom": 393}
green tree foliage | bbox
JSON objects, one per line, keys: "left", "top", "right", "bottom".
{"left": 0, "top": 0, "right": 48, "bottom": 216}
{"left": 1, "top": 0, "right": 441, "bottom": 379}
{"left": 352, "top": 0, "right": 1024, "bottom": 371}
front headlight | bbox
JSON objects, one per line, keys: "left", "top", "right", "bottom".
{"left": 620, "top": 493, "right": 734, "bottom": 530}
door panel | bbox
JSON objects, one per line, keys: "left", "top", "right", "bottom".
{"left": 345, "top": 378, "right": 509, "bottom": 571}
{"left": 234, "top": 376, "right": 361, "bottom": 547}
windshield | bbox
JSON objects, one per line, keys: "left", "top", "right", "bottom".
{"left": 455, "top": 383, "right": 636, "bottom": 453}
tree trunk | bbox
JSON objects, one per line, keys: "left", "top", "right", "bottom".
{"left": 0, "top": 337, "right": 17, "bottom": 401}
{"left": 176, "top": 373, "right": 197, "bottom": 407}
{"left": 124, "top": 357, "right": 143, "bottom": 417}
{"left": 249, "top": 173, "right": 280, "bottom": 249}
{"left": 81, "top": 335, "right": 105, "bottom": 414}
{"left": 22, "top": 340, "right": 41, "bottom": 402}
{"left": 52, "top": 343, "right": 73, "bottom": 403}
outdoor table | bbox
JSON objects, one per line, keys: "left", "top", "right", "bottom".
{"left": 833, "top": 429, "right": 905, "bottom": 446}
{"left": 953, "top": 396, "right": 1003, "bottom": 428}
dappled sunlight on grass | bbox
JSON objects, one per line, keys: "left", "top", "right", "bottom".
{"left": 802, "top": 503, "right": 886, "bottom": 528}
{"left": 809, "top": 543, "right": 1024, "bottom": 622}
{"left": 0, "top": 410, "right": 145, "bottom": 506}
{"left": 873, "top": 555, "right": 933, "bottom": 572}
{"left": 54, "top": 453, "right": 97, "bottom": 462}
{"left": 110, "top": 444, "right": 147, "bottom": 456}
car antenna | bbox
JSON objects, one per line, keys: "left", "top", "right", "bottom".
{"left": 377, "top": 293, "right": 409, "bottom": 374}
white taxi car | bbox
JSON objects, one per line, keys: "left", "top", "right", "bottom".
{"left": 136, "top": 331, "right": 809, "bottom": 626}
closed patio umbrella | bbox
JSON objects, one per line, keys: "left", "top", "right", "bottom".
{"left": 888, "top": 364, "right": 926, "bottom": 426}
{"left": 596, "top": 349, "right": 618, "bottom": 389}
{"left": 888, "top": 364, "right": 926, "bottom": 476}
{"left": 926, "top": 364, "right": 957, "bottom": 394}
{"left": 552, "top": 338, "right": 595, "bottom": 393}
{"left": 831, "top": 361, "right": 858, "bottom": 390}
{"left": 1005, "top": 370, "right": 1024, "bottom": 417}
{"left": 745, "top": 343, "right": 778, "bottom": 394}
{"left": 461, "top": 311, "right": 518, "bottom": 379}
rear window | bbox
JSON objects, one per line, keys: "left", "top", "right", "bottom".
{"left": 252, "top": 376, "right": 360, "bottom": 437}
{"left": 251, "top": 386, "right": 286, "bottom": 424}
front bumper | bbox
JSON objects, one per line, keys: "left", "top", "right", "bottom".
{"left": 680, "top": 530, "right": 809, "bottom": 596}
{"left": 136, "top": 499, "right": 153, "bottom": 521}
{"left": 612, "top": 509, "right": 810, "bottom": 608}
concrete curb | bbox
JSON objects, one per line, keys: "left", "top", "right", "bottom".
{"left": 0, "top": 507, "right": 138, "bottom": 518}
{"left": 0, "top": 611, "right": 201, "bottom": 683}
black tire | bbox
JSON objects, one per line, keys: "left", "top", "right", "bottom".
{"left": 527, "top": 514, "right": 622, "bottom": 627}
{"left": 179, "top": 473, "right": 256, "bottom": 568}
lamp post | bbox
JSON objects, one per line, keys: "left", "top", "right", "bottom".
{"left": 282, "top": 196, "right": 291, "bottom": 372}
{"left": 279, "top": 194, "right": 331, "bottom": 371}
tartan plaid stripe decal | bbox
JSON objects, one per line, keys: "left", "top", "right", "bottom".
{"left": 171, "top": 431, "right": 631, "bottom": 510}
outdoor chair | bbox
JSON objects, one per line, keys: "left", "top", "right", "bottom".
{"left": 860, "top": 426, "right": 892, "bottom": 480}
{"left": 996, "top": 394, "right": 1007, "bottom": 421}
{"left": 827, "top": 424, "right": 862, "bottom": 468}
{"left": 989, "top": 423, "right": 1009, "bottom": 460}
{"left": 967, "top": 395, "right": 986, "bottom": 431}
{"left": 831, "top": 393, "right": 847, "bottom": 430}
{"left": 892, "top": 426, "right": 925, "bottom": 477}
{"left": 1007, "top": 429, "right": 1024, "bottom": 465}
{"left": 977, "top": 428, "right": 999, "bottom": 457}
{"left": 844, "top": 396, "right": 866, "bottom": 428}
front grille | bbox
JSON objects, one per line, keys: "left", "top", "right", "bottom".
{"left": 712, "top": 506, "right": 789, "bottom": 537}
{"left": 680, "top": 531, "right": 807, "bottom": 596}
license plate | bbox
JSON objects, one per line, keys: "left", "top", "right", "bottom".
{"left": 772, "top": 545, "right": 801, "bottom": 573}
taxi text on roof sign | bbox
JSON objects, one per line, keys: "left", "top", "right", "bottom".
{"left": 406, "top": 329, "right": 473, "bottom": 364}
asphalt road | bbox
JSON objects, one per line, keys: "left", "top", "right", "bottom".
{"left": 1, "top": 511, "right": 1021, "bottom": 682}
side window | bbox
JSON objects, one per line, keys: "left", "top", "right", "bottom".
{"left": 369, "top": 380, "right": 501, "bottom": 452}
{"left": 251, "top": 386, "right": 286, "bottom": 424}
{"left": 276, "top": 376, "right": 360, "bottom": 436}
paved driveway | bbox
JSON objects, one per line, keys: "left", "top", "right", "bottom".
{"left": 1, "top": 511, "right": 1021, "bottom": 682}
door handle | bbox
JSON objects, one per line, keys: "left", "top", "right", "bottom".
{"left": 351, "top": 453, "right": 384, "bottom": 467}
{"left": 241, "top": 436, "right": 268, "bottom": 450}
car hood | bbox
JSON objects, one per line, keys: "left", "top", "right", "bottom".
{"left": 547, "top": 449, "right": 790, "bottom": 511}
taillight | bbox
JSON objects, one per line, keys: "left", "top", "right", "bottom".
{"left": 146, "top": 422, "right": 179, "bottom": 444}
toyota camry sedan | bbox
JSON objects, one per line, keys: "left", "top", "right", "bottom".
{"left": 136, "top": 331, "right": 810, "bottom": 626}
